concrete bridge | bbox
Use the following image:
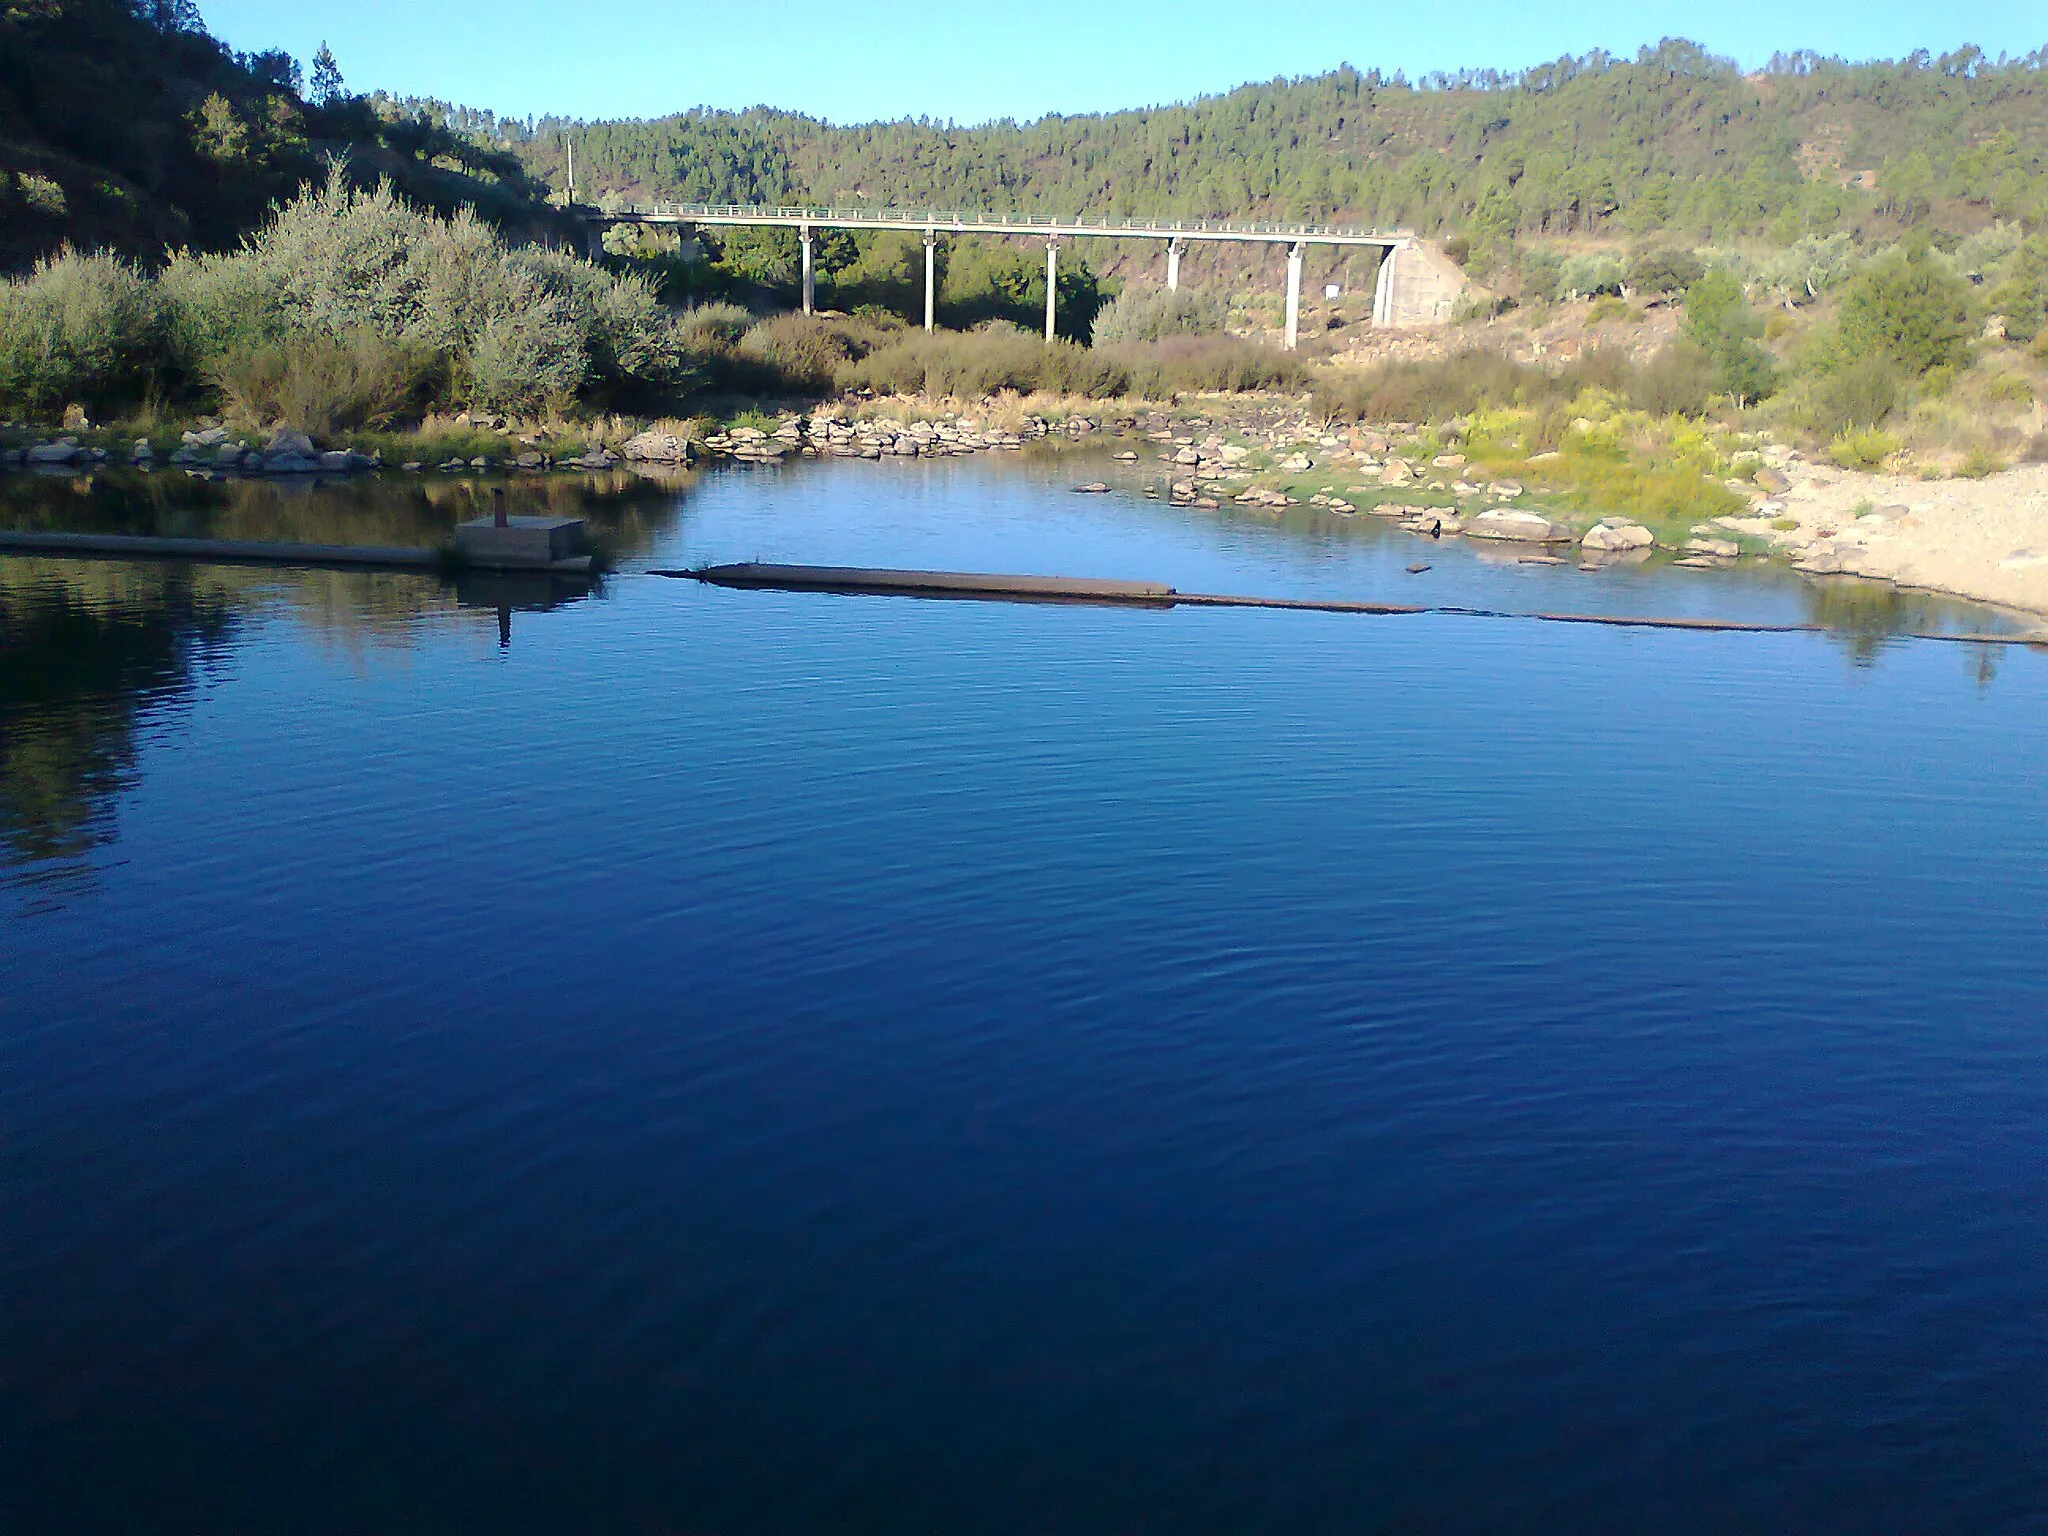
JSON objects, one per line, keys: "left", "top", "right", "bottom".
{"left": 579, "top": 203, "right": 1463, "bottom": 345}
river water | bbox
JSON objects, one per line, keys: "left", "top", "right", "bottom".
{"left": 3, "top": 454, "right": 2045, "bottom": 1533}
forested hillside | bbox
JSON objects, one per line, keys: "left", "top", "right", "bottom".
{"left": 450, "top": 40, "right": 2046, "bottom": 264}
{"left": 0, "top": 0, "right": 567, "bottom": 269}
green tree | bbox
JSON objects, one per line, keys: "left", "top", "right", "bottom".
{"left": 309, "top": 42, "right": 343, "bottom": 106}
{"left": 1987, "top": 234, "right": 2048, "bottom": 344}
{"left": 1836, "top": 242, "right": 1974, "bottom": 373}
{"left": 1682, "top": 268, "right": 1774, "bottom": 401}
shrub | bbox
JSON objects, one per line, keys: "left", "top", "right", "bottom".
{"left": 1517, "top": 246, "right": 1563, "bottom": 303}
{"left": 169, "top": 169, "right": 686, "bottom": 414}
{"left": 676, "top": 301, "right": 754, "bottom": 350}
{"left": 0, "top": 251, "right": 167, "bottom": 418}
{"left": 1836, "top": 243, "right": 1975, "bottom": 376}
{"left": 1556, "top": 251, "right": 1626, "bottom": 300}
{"left": 1314, "top": 350, "right": 1537, "bottom": 422}
{"left": 736, "top": 313, "right": 873, "bottom": 393}
{"left": 1105, "top": 334, "right": 1305, "bottom": 395}
{"left": 1683, "top": 269, "right": 1774, "bottom": 402}
{"left": 1314, "top": 345, "right": 1713, "bottom": 425}
{"left": 210, "top": 328, "right": 433, "bottom": 433}
{"left": 1626, "top": 246, "right": 1705, "bottom": 296}
{"left": 1627, "top": 342, "right": 1718, "bottom": 416}
{"left": 1827, "top": 427, "right": 1903, "bottom": 470}
{"left": 1807, "top": 362, "right": 1902, "bottom": 435}
{"left": 1956, "top": 446, "right": 2006, "bottom": 478}
{"left": 841, "top": 329, "right": 1126, "bottom": 399}
{"left": 1090, "top": 287, "right": 1228, "bottom": 346}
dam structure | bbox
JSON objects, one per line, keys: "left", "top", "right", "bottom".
{"left": 578, "top": 203, "right": 1465, "bottom": 345}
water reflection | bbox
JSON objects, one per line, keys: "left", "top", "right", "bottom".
{"left": 0, "top": 565, "right": 235, "bottom": 905}
{"left": 0, "top": 465, "right": 692, "bottom": 568}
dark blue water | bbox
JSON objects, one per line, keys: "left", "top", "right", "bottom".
{"left": 3, "top": 460, "right": 2046, "bottom": 1533}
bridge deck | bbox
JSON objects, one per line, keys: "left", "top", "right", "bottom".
{"left": 587, "top": 203, "right": 1408, "bottom": 249}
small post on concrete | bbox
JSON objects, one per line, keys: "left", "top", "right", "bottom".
{"left": 1372, "top": 242, "right": 1398, "bottom": 329}
{"left": 1166, "top": 237, "right": 1183, "bottom": 293}
{"left": 1045, "top": 238, "right": 1059, "bottom": 342}
{"left": 1284, "top": 241, "right": 1304, "bottom": 350}
{"left": 492, "top": 486, "right": 508, "bottom": 529}
{"left": 800, "top": 224, "right": 815, "bottom": 316}
{"left": 923, "top": 231, "right": 937, "bottom": 332}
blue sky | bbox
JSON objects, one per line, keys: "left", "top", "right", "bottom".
{"left": 198, "top": 0, "right": 2044, "bottom": 125}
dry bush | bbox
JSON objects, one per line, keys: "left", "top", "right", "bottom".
{"left": 210, "top": 329, "right": 432, "bottom": 433}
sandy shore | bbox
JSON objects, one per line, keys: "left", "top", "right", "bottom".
{"left": 1718, "top": 459, "right": 2048, "bottom": 625}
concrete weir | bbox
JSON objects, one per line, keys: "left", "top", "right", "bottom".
{"left": 670, "top": 562, "right": 2048, "bottom": 644}
{"left": 683, "top": 562, "right": 1177, "bottom": 604}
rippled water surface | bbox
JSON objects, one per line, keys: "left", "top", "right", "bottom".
{"left": 3, "top": 458, "right": 2046, "bottom": 1533}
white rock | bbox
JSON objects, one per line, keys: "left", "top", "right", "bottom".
{"left": 1469, "top": 509, "right": 1567, "bottom": 543}
{"left": 1582, "top": 522, "right": 1654, "bottom": 551}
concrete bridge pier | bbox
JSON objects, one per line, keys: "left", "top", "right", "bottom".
{"left": 1371, "top": 243, "right": 1396, "bottom": 328}
{"left": 800, "top": 224, "right": 815, "bottom": 316}
{"left": 1045, "top": 239, "right": 1059, "bottom": 341}
{"left": 923, "top": 231, "right": 937, "bottom": 332}
{"left": 1284, "top": 241, "right": 1304, "bottom": 350}
{"left": 1166, "top": 238, "right": 1184, "bottom": 293}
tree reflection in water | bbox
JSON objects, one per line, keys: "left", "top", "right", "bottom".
{"left": 0, "top": 566, "right": 237, "bottom": 905}
{"left": 1800, "top": 575, "right": 2030, "bottom": 673}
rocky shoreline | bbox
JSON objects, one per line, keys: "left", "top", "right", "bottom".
{"left": 8, "top": 402, "right": 2048, "bottom": 626}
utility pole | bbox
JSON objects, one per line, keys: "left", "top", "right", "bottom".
{"left": 565, "top": 138, "right": 575, "bottom": 206}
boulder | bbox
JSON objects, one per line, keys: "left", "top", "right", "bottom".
{"left": 1581, "top": 522, "right": 1654, "bottom": 552}
{"left": 263, "top": 452, "right": 320, "bottom": 474}
{"left": 1431, "top": 453, "right": 1467, "bottom": 468}
{"left": 515, "top": 451, "right": 546, "bottom": 470}
{"left": 1377, "top": 461, "right": 1416, "bottom": 486}
{"left": 1684, "top": 537, "right": 1741, "bottom": 559}
{"left": 622, "top": 430, "right": 694, "bottom": 464}
{"left": 319, "top": 450, "right": 356, "bottom": 472}
{"left": 1468, "top": 509, "right": 1568, "bottom": 543}
{"left": 266, "top": 428, "right": 317, "bottom": 459}
{"left": 1753, "top": 467, "right": 1791, "bottom": 494}
{"left": 1278, "top": 453, "right": 1313, "bottom": 471}
{"left": 26, "top": 440, "right": 79, "bottom": 465}
{"left": 183, "top": 426, "right": 230, "bottom": 448}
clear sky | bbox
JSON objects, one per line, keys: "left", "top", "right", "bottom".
{"left": 196, "top": 0, "right": 2044, "bottom": 126}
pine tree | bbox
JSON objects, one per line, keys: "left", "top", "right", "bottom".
{"left": 310, "top": 43, "right": 344, "bottom": 106}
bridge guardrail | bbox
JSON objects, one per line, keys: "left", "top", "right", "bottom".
{"left": 589, "top": 202, "right": 1403, "bottom": 242}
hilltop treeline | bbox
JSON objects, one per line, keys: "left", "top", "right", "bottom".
{"left": 466, "top": 40, "right": 2047, "bottom": 255}
{"left": 0, "top": 0, "right": 567, "bottom": 268}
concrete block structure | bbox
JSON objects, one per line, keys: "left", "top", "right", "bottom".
{"left": 454, "top": 516, "right": 589, "bottom": 570}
